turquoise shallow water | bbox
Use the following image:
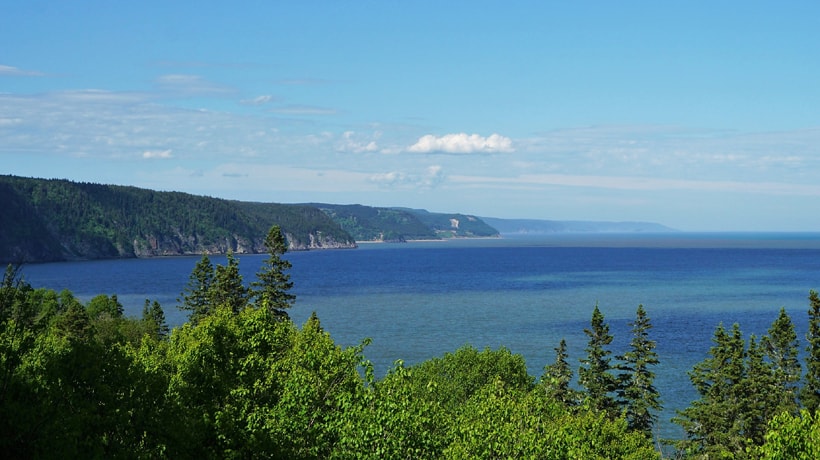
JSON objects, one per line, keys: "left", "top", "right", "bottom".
{"left": 18, "top": 233, "right": 820, "bottom": 438}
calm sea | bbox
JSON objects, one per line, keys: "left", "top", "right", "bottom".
{"left": 17, "top": 232, "right": 820, "bottom": 438}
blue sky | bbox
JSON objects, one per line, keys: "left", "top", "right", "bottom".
{"left": 2, "top": 1, "right": 819, "bottom": 231}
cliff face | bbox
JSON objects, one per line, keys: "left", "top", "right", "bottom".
{"left": 129, "top": 231, "right": 356, "bottom": 257}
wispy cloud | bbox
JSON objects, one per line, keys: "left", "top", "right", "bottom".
{"left": 336, "top": 131, "right": 379, "bottom": 153}
{"left": 0, "top": 64, "right": 45, "bottom": 77}
{"left": 408, "top": 133, "right": 514, "bottom": 154}
{"left": 142, "top": 149, "right": 173, "bottom": 159}
{"left": 240, "top": 95, "right": 274, "bottom": 106}
{"left": 369, "top": 165, "right": 445, "bottom": 189}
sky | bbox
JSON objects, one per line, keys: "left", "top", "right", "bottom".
{"left": 2, "top": 1, "right": 820, "bottom": 231}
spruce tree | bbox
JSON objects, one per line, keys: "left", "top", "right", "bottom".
{"left": 578, "top": 304, "right": 618, "bottom": 417}
{"left": 541, "top": 339, "right": 576, "bottom": 406}
{"left": 742, "top": 334, "right": 777, "bottom": 447}
{"left": 250, "top": 225, "right": 295, "bottom": 318}
{"left": 211, "top": 251, "right": 248, "bottom": 314}
{"left": 674, "top": 323, "right": 747, "bottom": 457}
{"left": 802, "top": 289, "right": 820, "bottom": 412}
{"left": 616, "top": 304, "right": 661, "bottom": 438}
{"left": 762, "top": 307, "right": 801, "bottom": 415}
{"left": 178, "top": 254, "right": 215, "bottom": 324}
{"left": 142, "top": 299, "right": 169, "bottom": 340}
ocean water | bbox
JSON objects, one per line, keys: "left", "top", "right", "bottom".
{"left": 17, "top": 233, "right": 820, "bottom": 438}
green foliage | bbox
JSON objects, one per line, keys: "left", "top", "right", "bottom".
{"left": 445, "top": 378, "right": 659, "bottom": 459}
{"left": 313, "top": 204, "right": 437, "bottom": 241}
{"left": 674, "top": 323, "right": 749, "bottom": 457}
{"left": 406, "top": 344, "right": 534, "bottom": 414}
{"left": 755, "top": 409, "right": 820, "bottom": 459}
{"left": 540, "top": 338, "right": 579, "bottom": 406}
{"left": 13, "top": 251, "right": 820, "bottom": 458}
{"left": 802, "top": 290, "right": 820, "bottom": 412}
{"left": 0, "top": 174, "right": 355, "bottom": 263}
{"left": 143, "top": 299, "right": 169, "bottom": 341}
{"left": 397, "top": 208, "right": 500, "bottom": 238}
{"left": 178, "top": 254, "right": 215, "bottom": 324}
{"left": 211, "top": 252, "right": 248, "bottom": 314}
{"left": 764, "top": 307, "right": 802, "bottom": 415}
{"left": 251, "top": 225, "right": 295, "bottom": 318}
{"left": 616, "top": 304, "right": 662, "bottom": 438}
{"left": 579, "top": 303, "right": 619, "bottom": 417}
{"left": 675, "top": 310, "right": 808, "bottom": 458}
{"left": 86, "top": 293, "right": 124, "bottom": 319}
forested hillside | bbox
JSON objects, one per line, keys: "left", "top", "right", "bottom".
{"left": 0, "top": 175, "right": 356, "bottom": 263}
{"left": 398, "top": 207, "right": 499, "bottom": 238}
{"left": 308, "top": 203, "right": 499, "bottom": 241}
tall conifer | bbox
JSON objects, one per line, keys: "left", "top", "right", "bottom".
{"left": 578, "top": 304, "right": 618, "bottom": 417}
{"left": 616, "top": 304, "right": 661, "bottom": 438}
{"left": 762, "top": 307, "right": 800, "bottom": 415}
{"left": 251, "top": 225, "right": 295, "bottom": 318}
{"left": 742, "top": 334, "right": 777, "bottom": 447}
{"left": 674, "top": 323, "right": 747, "bottom": 457}
{"left": 802, "top": 290, "right": 820, "bottom": 412}
{"left": 211, "top": 251, "right": 248, "bottom": 314}
{"left": 178, "top": 254, "right": 215, "bottom": 324}
{"left": 542, "top": 339, "right": 576, "bottom": 406}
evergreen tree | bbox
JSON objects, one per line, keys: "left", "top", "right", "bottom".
{"left": 578, "top": 304, "right": 618, "bottom": 417}
{"left": 250, "top": 225, "right": 295, "bottom": 318}
{"left": 541, "top": 338, "right": 577, "bottom": 406}
{"left": 178, "top": 254, "right": 215, "bottom": 324}
{"left": 616, "top": 304, "right": 661, "bottom": 438}
{"left": 742, "top": 334, "right": 777, "bottom": 447}
{"left": 762, "top": 307, "right": 801, "bottom": 415}
{"left": 802, "top": 289, "right": 820, "bottom": 413}
{"left": 142, "top": 299, "right": 169, "bottom": 340}
{"left": 674, "top": 323, "right": 747, "bottom": 457}
{"left": 211, "top": 251, "right": 248, "bottom": 314}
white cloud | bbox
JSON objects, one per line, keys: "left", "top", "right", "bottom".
{"left": 369, "top": 171, "right": 409, "bottom": 186}
{"left": 369, "top": 165, "right": 446, "bottom": 189}
{"left": 408, "top": 133, "right": 514, "bottom": 154}
{"left": 337, "top": 131, "right": 379, "bottom": 153}
{"left": 142, "top": 149, "right": 173, "bottom": 159}
{"left": 0, "top": 64, "right": 44, "bottom": 77}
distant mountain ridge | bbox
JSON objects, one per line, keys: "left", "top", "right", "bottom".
{"left": 481, "top": 217, "right": 677, "bottom": 234}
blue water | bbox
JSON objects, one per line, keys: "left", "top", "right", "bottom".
{"left": 17, "top": 233, "right": 820, "bottom": 438}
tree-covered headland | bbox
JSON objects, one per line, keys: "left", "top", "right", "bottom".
{"left": 1, "top": 225, "right": 819, "bottom": 458}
